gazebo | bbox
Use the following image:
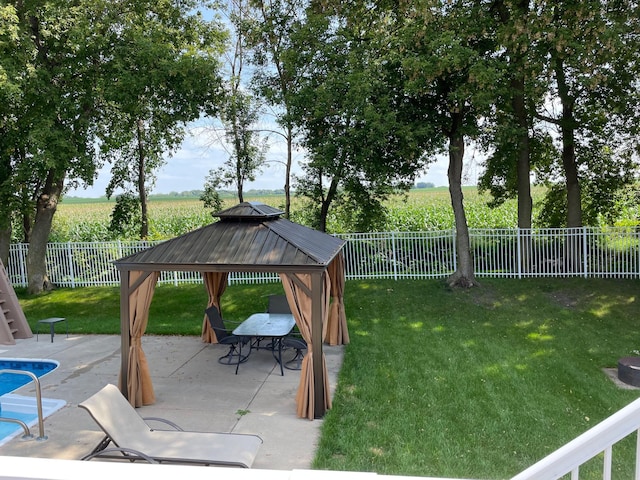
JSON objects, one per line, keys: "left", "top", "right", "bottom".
{"left": 113, "top": 202, "right": 349, "bottom": 419}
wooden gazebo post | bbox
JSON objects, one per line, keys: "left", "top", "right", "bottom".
{"left": 120, "top": 269, "right": 131, "bottom": 399}
{"left": 312, "top": 271, "right": 326, "bottom": 418}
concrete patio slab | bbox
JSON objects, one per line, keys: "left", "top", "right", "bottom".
{"left": 0, "top": 334, "right": 344, "bottom": 470}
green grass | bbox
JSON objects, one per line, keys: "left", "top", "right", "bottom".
{"left": 316, "top": 278, "right": 640, "bottom": 479}
{"left": 16, "top": 278, "right": 640, "bottom": 479}
{"left": 17, "top": 282, "right": 288, "bottom": 335}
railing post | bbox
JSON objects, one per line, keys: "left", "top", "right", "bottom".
{"left": 67, "top": 242, "right": 75, "bottom": 288}
{"left": 0, "top": 369, "right": 47, "bottom": 441}
{"left": 517, "top": 228, "right": 522, "bottom": 280}
{"left": 19, "top": 243, "right": 28, "bottom": 287}
{"left": 391, "top": 232, "right": 398, "bottom": 281}
{"left": 451, "top": 229, "right": 457, "bottom": 273}
{"left": 635, "top": 430, "right": 640, "bottom": 478}
{"left": 582, "top": 227, "right": 588, "bottom": 278}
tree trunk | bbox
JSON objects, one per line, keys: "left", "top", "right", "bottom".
{"left": 27, "top": 170, "right": 64, "bottom": 294}
{"left": 447, "top": 131, "right": 478, "bottom": 288}
{"left": 231, "top": 115, "right": 245, "bottom": 204}
{"left": 284, "top": 125, "right": 292, "bottom": 219}
{"left": 318, "top": 175, "right": 340, "bottom": 233}
{"left": 493, "top": 0, "right": 534, "bottom": 272}
{"left": 136, "top": 119, "right": 149, "bottom": 239}
{"left": 555, "top": 57, "right": 581, "bottom": 228}
{"left": 554, "top": 56, "right": 582, "bottom": 272}
{"left": 0, "top": 227, "right": 10, "bottom": 268}
{"left": 512, "top": 81, "right": 532, "bottom": 229}
{"left": 494, "top": 0, "right": 533, "bottom": 228}
{"left": 512, "top": 74, "right": 533, "bottom": 273}
{"left": 0, "top": 154, "right": 12, "bottom": 265}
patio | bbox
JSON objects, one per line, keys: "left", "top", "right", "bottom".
{"left": 0, "top": 334, "right": 344, "bottom": 470}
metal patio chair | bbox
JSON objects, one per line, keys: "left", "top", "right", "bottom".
{"left": 205, "top": 305, "right": 249, "bottom": 366}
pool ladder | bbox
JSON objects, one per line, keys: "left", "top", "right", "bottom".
{"left": 0, "top": 369, "right": 47, "bottom": 441}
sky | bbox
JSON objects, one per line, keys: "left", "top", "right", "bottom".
{"left": 67, "top": 127, "right": 477, "bottom": 198}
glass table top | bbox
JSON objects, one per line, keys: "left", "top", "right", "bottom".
{"left": 232, "top": 313, "right": 296, "bottom": 337}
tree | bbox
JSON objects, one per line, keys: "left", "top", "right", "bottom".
{"left": 2, "top": 0, "right": 227, "bottom": 292}
{"left": 6, "top": 0, "right": 102, "bottom": 293}
{"left": 479, "top": 0, "right": 545, "bottom": 230}
{"left": 205, "top": 0, "right": 266, "bottom": 204}
{"left": 481, "top": 0, "right": 640, "bottom": 232}
{"left": 534, "top": 0, "right": 640, "bottom": 228}
{"left": 211, "top": 89, "right": 267, "bottom": 203}
{"left": 284, "top": 2, "right": 436, "bottom": 233}
{"left": 243, "top": 0, "right": 307, "bottom": 218}
{"left": 397, "top": 1, "right": 504, "bottom": 287}
{"left": 98, "top": 1, "right": 226, "bottom": 239}
{"left": 0, "top": 3, "right": 21, "bottom": 265}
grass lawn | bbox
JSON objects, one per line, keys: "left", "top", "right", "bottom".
{"left": 17, "top": 277, "right": 640, "bottom": 479}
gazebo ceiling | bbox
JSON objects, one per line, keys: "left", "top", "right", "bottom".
{"left": 113, "top": 202, "right": 346, "bottom": 272}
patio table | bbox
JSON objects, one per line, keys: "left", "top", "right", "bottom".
{"left": 233, "top": 313, "right": 296, "bottom": 375}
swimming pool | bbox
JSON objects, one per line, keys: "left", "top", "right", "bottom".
{"left": 0, "top": 358, "right": 65, "bottom": 446}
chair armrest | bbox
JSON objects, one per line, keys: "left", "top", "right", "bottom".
{"left": 223, "top": 318, "right": 243, "bottom": 328}
{"left": 143, "top": 416, "right": 184, "bottom": 431}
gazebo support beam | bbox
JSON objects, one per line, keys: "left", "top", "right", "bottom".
{"left": 119, "top": 269, "right": 131, "bottom": 400}
{"left": 312, "top": 271, "right": 326, "bottom": 419}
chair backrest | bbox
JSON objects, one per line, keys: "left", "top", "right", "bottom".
{"left": 267, "top": 295, "right": 291, "bottom": 314}
{"left": 205, "top": 305, "right": 229, "bottom": 341}
{"left": 79, "top": 384, "right": 153, "bottom": 448}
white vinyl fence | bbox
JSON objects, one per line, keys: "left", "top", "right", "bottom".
{"left": 7, "top": 227, "right": 640, "bottom": 288}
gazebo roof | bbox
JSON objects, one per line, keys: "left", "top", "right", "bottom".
{"left": 113, "top": 202, "right": 346, "bottom": 273}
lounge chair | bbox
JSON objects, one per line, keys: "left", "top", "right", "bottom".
{"left": 79, "top": 384, "right": 262, "bottom": 468}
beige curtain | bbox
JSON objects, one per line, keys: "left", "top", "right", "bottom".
{"left": 280, "top": 272, "right": 331, "bottom": 420}
{"left": 201, "top": 272, "right": 229, "bottom": 343}
{"left": 127, "top": 270, "right": 159, "bottom": 407}
{"left": 326, "top": 252, "right": 349, "bottom": 345}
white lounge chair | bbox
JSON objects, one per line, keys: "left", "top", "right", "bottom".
{"left": 79, "top": 384, "right": 262, "bottom": 468}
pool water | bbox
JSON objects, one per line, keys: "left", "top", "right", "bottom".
{"left": 0, "top": 358, "right": 59, "bottom": 395}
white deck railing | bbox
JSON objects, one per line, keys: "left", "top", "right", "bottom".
{"left": 510, "top": 397, "right": 640, "bottom": 480}
{"left": 6, "top": 226, "right": 640, "bottom": 288}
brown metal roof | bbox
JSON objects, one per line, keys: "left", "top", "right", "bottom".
{"left": 113, "top": 202, "right": 346, "bottom": 273}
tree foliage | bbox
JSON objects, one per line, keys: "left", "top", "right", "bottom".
{"left": 481, "top": 0, "right": 640, "bottom": 229}
{"left": 284, "top": 2, "right": 437, "bottom": 232}
{"left": 243, "top": 0, "right": 307, "bottom": 218}
{"left": 204, "top": 0, "right": 266, "bottom": 204}
{"left": 2, "top": 0, "right": 105, "bottom": 292}
{"left": 98, "top": 1, "right": 227, "bottom": 239}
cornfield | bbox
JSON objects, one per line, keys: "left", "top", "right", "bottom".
{"left": 45, "top": 186, "right": 629, "bottom": 243}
